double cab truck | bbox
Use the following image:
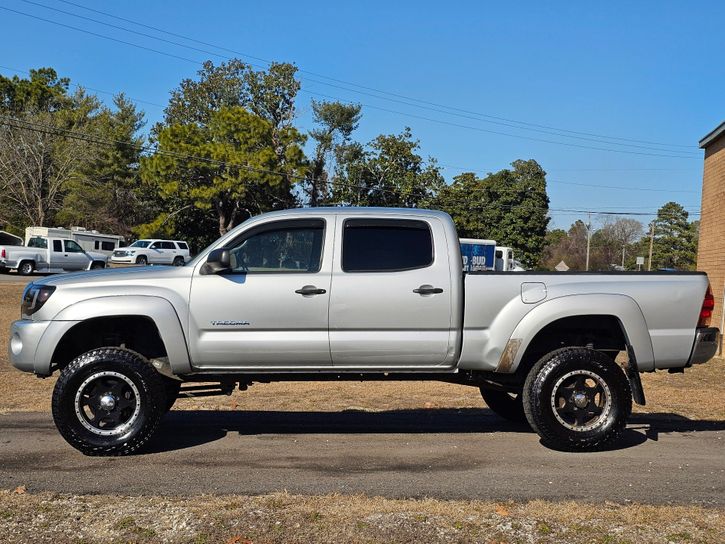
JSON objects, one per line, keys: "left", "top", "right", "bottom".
{"left": 8, "top": 208, "right": 719, "bottom": 455}
{"left": 0, "top": 236, "right": 108, "bottom": 275}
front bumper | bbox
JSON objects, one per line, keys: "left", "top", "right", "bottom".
{"left": 9, "top": 319, "right": 80, "bottom": 376}
{"left": 688, "top": 327, "right": 720, "bottom": 365}
{"left": 110, "top": 256, "right": 137, "bottom": 264}
{"left": 9, "top": 319, "right": 52, "bottom": 374}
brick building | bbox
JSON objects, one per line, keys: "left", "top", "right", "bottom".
{"left": 696, "top": 121, "right": 725, "bottom": 330}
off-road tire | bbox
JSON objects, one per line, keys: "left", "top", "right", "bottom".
{"left": 479, "top": 388, "right": 528, "bottom": 424}
{"left": 18, "top": 260, "right": 34, "bottom": 276}
{"left": 172, "top": 257, "right": 185, "bottom": 267}
{"left": 52, "top": 348, "right": 167, "bottom": 456}
{"left": 523, "top": 347, "right": 631, "bottom": 451}
{"left": 135, "top": 255, "right": 148, "bottom": 266}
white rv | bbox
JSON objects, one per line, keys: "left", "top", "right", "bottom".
{"left": 25, "top": 227, "right": 124, "bottom": 256}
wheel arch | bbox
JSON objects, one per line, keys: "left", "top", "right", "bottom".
{"left": 505, "top": 294, "right": 655, "bottom": 376}
{"left": 38, "top": 296, "right": 191, "bottom": 375}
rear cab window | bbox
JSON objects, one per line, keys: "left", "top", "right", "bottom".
{"left": 342, "top": 219, "right": 433, "bottom": 272}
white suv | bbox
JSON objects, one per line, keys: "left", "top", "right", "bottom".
{"left": 111, "top": 239, "right": 190, "bottom": 266}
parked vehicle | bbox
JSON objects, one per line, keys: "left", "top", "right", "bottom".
{"left": 25, "top": 226, "right": 124, "bottom": 257}
{"left": 460, "top": 240, "right": 526, "bottom": 272}
{"left": 8, "top": 208, "right": 719, "bottom": 455}
{"left": 494, "top": 246, "right": 526, "bottom": 271}
{"left": 0, "top": 236, "right": 107, "bottom": 275}
{"left": 0, "top": 230, "right": 23, "bottom": 246}
{"left": 111, "top": 239, "right": 190, "bottom": 266}
{"left": 460, "top": 238, "right": 497, "bottom": 272}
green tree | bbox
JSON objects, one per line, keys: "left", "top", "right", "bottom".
{"left": 0, "top": 67, "right": 71, "bottom": 113}
{"left": 306, "top": 100, "right": 362, "bottom": 206}
{"left": 437, "top": 160, "right": 549, "bottom": 267}
{"left": 140, "top": 106, "right": 306, "bottom": 241}
{"left": 651, "top": 201, "right": 698, "bottom": 270}
{"left": 331, "top": 127, "right": 444, "bottom": 208}
{"left": 57, "top": 94, "right": 146, "bottom": 235}
{"left": 0, "top": 70, "right": 105, "bottom": 229}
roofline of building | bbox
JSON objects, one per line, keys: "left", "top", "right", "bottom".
{"left": 699, "top": 121, "right": 725, "bottom": 149}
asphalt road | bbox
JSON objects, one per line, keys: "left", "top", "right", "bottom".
{"left": 0, "top": 410, "right": 723, "bottom": 505}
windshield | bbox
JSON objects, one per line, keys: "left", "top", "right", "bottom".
{"left": 129, "top": 240, "right": 152, "bottom": 248}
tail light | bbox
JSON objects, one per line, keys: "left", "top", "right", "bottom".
{"left": 698, "top": 285, "right": 715, "bottom": 327}
{"left": 1, "top": 248, "right": 5, "bottom": 259}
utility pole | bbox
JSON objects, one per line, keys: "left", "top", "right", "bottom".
{"left": 585, "top": 212, "right": 592, "bottom": 271}
{"left": 647, "top": 221, "right": 655, "bottom": 271}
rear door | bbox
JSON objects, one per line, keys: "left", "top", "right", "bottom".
{"left": 329, "top": 216, "right": 454, "bottom": 368}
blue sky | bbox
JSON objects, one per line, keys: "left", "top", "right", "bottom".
{"left": 1, "top": 0, "right": 721, "bottom": 229}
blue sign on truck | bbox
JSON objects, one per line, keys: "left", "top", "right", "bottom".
{"left": 460, "top": 239, "right": 496, "bottom": 272}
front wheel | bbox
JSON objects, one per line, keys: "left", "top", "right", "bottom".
{"left": 90, "top": 261, "right": 105, "bottom": 270}
{"left": 51, "top": 348, "right": 167, "bottom": 456}
{"left": 135, "top": 255, "right": 148, "bottom": 266}
{"left": 523, "top": 347, "right": 631, "bottom": 451}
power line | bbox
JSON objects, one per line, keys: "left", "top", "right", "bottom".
{"left": 299, "top": 89, "right": 699, "bottom": 159}
{"left": 52, "top": 0, "right": 698, "bottom": 150}
{"left": 0, "top": 65, "right": 704, "bottom": 200}
{"left": 7, "top": 1, "right": 700, "bottom": 155}
{"left": 0, "top": 114, "right": 699, "bottom": 221}
{"left": 0, "top": 64, "right": 165, "bottom": 109}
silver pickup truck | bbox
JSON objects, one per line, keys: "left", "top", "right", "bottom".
{"left": 8, "top": 208, "right": 719, "bottom": 455}
{"left": 0, "top": 236, "right": 108, "bottom": 275}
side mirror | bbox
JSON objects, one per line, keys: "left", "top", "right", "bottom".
{"left": 201, "top": 248, "right": 231, "bottom": 275}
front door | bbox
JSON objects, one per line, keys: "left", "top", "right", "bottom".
{"left": 329, "top": 217, "right": 454, "bottom": 368}
{"left": 188, "top": 217, "right": 333, "bottom": 369}
{"left": 63, "top": 240, "right": 90, "bottom": 270}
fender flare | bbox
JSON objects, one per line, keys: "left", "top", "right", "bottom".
{"left": 506, "top": 293, "right": 655, "bottom": 372}
{"left": 43, "top": 295, "right": 192, "bottom": 374}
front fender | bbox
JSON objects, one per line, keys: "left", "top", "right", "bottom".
{"left": 507, "top": 294, "right": 655, "bottom": 372}
{"left": 46, "top": 295, "right": 192, "bottom": 374}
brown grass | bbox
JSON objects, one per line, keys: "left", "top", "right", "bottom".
{"left": 0, "top": 489, "right": 722, "bottom": 544}
{"left": 1, "top": 283, "right": 724, "bottom": 420}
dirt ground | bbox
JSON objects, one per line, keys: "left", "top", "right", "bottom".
{"left": 1, "top": 490, "right": 723, "bottom": 544}
{"left": 1, "top": 282, "right": 723, "bottom": 544}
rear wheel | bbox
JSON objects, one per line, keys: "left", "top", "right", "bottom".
{"left": 135, "top": 255, "right": 148, "bottom": 266}
{"left": 479, "top": 388, "right": 528, "bottom": 424}
{"left": 51, "top": 348, "right": 167, "bottom": 456}
{"left": 172, "top": 256, "right": 184, "bottom": 267}
{"left": 18, "top": 260, "right": 34, "bottom": 276}
{"left": 523, "top": 347, "right": 631, "bottom": 451}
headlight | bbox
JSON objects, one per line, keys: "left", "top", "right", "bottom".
{"left": 21, "top": 284, "right": 56, "bottom": 318}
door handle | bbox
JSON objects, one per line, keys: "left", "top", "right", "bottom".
{"left": 413, "top": 285, "right": 444, "bottom": 295}
{"left": 295, "top": 285, "right": 327, "bottom": 296}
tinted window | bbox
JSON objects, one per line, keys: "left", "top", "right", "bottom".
{"left": 176, "top": 242, "right": 189, "bottom": 250}
{"left": 65, "top": 240, "right": 84, "bottom": 253}
{"left": 94, "top": 241, "right": 100, "bottom": 250}
{"left": 52, "top": 240, "right": 62, "bottom": 252}
{"left": 161, "top": 241, "right": 176, "bottom": 249}
{"left": 342, "top": 219, "right": 433, "bottom": 272}
{"left": 28, "top": 237, "right": 47, "bottom": 249}
{"left": 101, "top": 241, "right": 115, "bottom": 251}
{"left": 130, "top": 240, "right": 151, "bottom": 248}
{"left": 229, "top": 220, "right": 324, "bottom": 273}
